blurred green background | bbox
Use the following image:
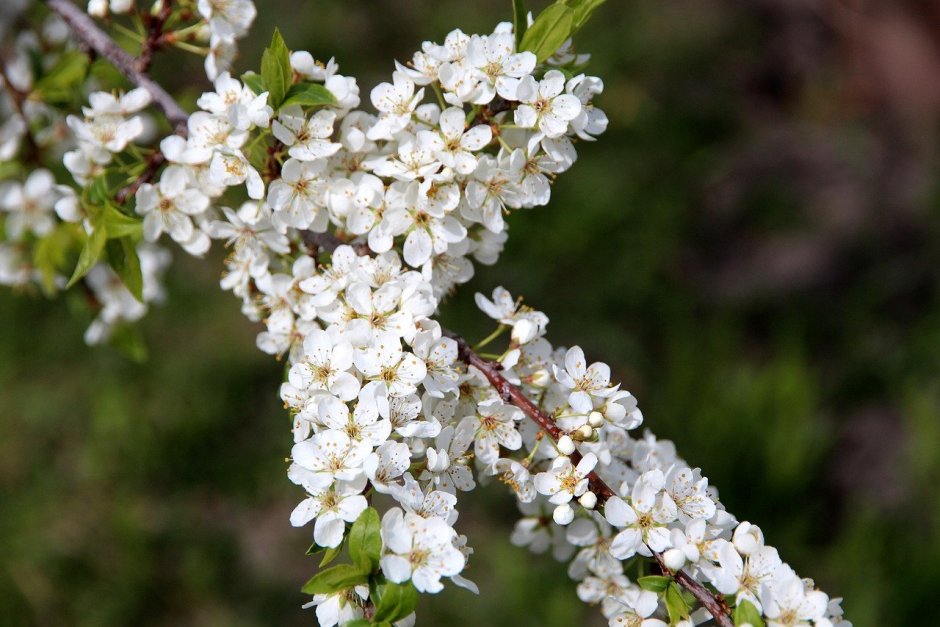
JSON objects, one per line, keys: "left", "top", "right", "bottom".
{"left": 3, "top": 0, "right": 940, "bottom": 625}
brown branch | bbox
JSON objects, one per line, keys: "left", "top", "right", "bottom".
{"left": 136, "top": 0, "right": 174, "bottom": 73}
{"left": 45, "top": 0, "right": 189, "bottom": 134}
{"left": 449, "top": 333, "right": 732, "bottom": 627}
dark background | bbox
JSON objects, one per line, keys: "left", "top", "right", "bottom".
{"left": 3, "top": 1, "right": 940, "bottom": 625}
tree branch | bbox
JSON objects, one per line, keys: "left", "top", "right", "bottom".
{"left": 45, "top": 0, "right": 189, "bottom": 134}
{"left": 448, "top": 333, "right": 734, "bottom": 627}
{"left": 296, "top": 233, "right": 735, "bottom": 624}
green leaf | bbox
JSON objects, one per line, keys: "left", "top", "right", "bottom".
{"left": 519, "top": 3, "right": 574, "bottom": 63}
{"left": 260, "top": 28, "right": 292, "bottom": 109}
{"left": 300, "top": 564, "right": 369, "bottom": 596}
{"left": 664, "top": 582, "right": 691, "bottom": 625}
{"left": 348, "top": 507, "right": 381, "bottom": 573}
{"left": 562, "top": 0, "right": 606, "bottom": 35}
{"left": 32, "top": 226, "right": 74, "bottom": 294}
{"left": 33, "top": 51, "right": 89, "bottom": 104}
{"left": 637, "top": 575, "right": 672, "bottom": 593}
{"left": 513, "top": 0, "right": 528, "bottom": 48}
{"left": 67, "top": 223, "right": 107, "bottom": 288}
{"left": 241, "top": 72, "right": 266, "bottom": 95}
{"left": 86, "top": 176, "right": 112, "bottom": 207}
{"left": 319, "top": 543, "right": 344, "bottom": 568}
{"left": 281, "top": 82, "right": 337, "bottom": 109}
{"left": 734, "top": 600, "right": 765, "bottom": 627}
{"left": 339, "top": 621, "right": 372, "bottom": 627}
{"left": 106, "top": 237, "right": 143, "bottom": 302}
{"left": 102, "top": 205, "right": 143, "bottom": 239}
{"left": 371, "top": 581, "right": 418, "bottom": 624}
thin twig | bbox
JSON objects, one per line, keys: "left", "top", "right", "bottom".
{"left": 137, "top": 0, "right": 174, "bottom": 73}
{"left": 116, "top": 150, "right": 165, "bottom": 205}
{"left": 452, "top": 333, "right": 733, "bottom": 627}
{"left": 45, "top": 0, "right": 189, "bottom": 134}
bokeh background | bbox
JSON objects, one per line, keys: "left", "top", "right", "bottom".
{"left": 3, "top": 0, "right": 940, "bottom": 625}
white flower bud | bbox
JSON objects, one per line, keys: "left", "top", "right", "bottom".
{"left": 87, "top": 0, "right": 108, "bottom": 17}
{"left": 553, "top": 503, "right": 574, "bottom": 525}
{"left": 530, "top": 369, "right": 551, "bottom": 387}
{"left": 578, "top": 491, "right": 597, "bottom": 510}
{"left": 588, "top": 411, "right": 605, "bottom": 427}
{"left": 511, "top": 318, "right": 537, "bottom": 344}
{"left": 557, "top": 435, "right": 576, "bottom": 456}
{"left": 577, "top": 424, "right": 594, "bottom": 440}
{"left": 733, "top": 521, "right": 764, "bottom": 555}
{"left": 663, "top": 548, "right": 686, "bottom": 571}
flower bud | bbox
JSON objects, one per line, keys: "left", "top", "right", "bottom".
{"left": 557, "top": 435, "right": 576, "bottom": 455}
{"left": 577, "top": 424, "right": 594, "bottom": 440}
{"left": 733, "top": 521, "right": 763, "bottom": 556}
{"left": 553, "top": 503, "right": 574, "bottom": 525}
{"left": 663, "top": 548, "right": 686, "bottom": 571}
{"left": 529, "top": 368, "right": 551, "bottom": 387}
{"left": 511, "top": 318, "right": 537, "bottom": 344}
{"left": 578, "top": 491, "right": 597, "bottom": 510}
{"left": 588, "top": 411, "right": 605, "bottom": 427}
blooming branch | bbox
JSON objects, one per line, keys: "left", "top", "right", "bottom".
{"left": 46, "top": 0, "right": 190, "bottom": 132}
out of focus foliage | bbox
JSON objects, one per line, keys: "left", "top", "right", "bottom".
{"left": 3, "top": 1, "right": 940, "bottom": 625}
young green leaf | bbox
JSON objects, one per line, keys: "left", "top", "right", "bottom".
{"left": 664, "top": 582, "right": 691, "bottom": 624}
{"left": 102, "top": 205, "right": 143, "bottom": 239}
{"left": 66, "top": 223, "right": 107, "bottom": 288}
{"left": 281, "top": 82, "right": 337, "bottom": 109}
{"left": 371, "top": 581, "right": 419, "bottom": 624}
{"left": 319, "top": 543, "right": 344, "bottom": 568}
{"left": 734, "top": 599, "right": 765, "bottom": 627}
{"left": 348, "top": 507, "right": 382, "bottom": 573}
{"left": 106, "top": 237, "right": 143, "bottom": 302}
{"left": 519, "top": 3, "right": 574, "bottom": 63}
{"left": 563, "top": 0, "right": 606, "bottom": 35}
{"left": 241, "top": 72, "right": 266, "bottom": 95}
{"left": 637, "top": 575, "right": 672, "bottom": 593}
{"left": 33, "top": 51, "right": 89, "bottom": 104}
{"left": 261, "top": 28, "right": 292, "bottom": 109}
{"left": 513, "top": 0, "right": 528, "bottom": 48}
{"left": 300, "top": 564, "right": 369, "bottom": 596}
{"left": 32, "top": 226, "right": 74, "bottom": 295}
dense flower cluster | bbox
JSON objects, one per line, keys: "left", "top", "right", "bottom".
{"left": 0, "top": 2, "right": 850, "bottom": 626}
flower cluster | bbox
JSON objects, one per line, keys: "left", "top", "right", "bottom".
{"left": 0, "top": 2, "right": 851, "bottom": 626}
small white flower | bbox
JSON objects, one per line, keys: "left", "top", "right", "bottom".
{"left": 514, "top": 70, "right": 582, "bottom": 138}
{"left": 369, "top": 71, "right": 425, "bottom": 140}
{"left": 418, "top": 107, "right": 491, "bottom": 175}
{"left": 272, "top": 106, "right": 341, "bottom": 162}
{"left": 291, "top": 430, "right": 371, "bottom": 489}
{"left": 457, "top": 401, "right": 523, "bottom": 466}
{"left": 363, "top": 441, "right": 411, "bottom": 494}
{"left": 0, "top": 169, "right": 58, "bottom": 240}
{"left": 136, "top": 166, "right": 210, "bottom": 248}
{"left": 534, "top": 453, "right": 598, "bottom": 505}
{"left": 605, "top": 469, "right": 674, "bottom": 560}
{"left": 289, "top": 475, "right": 368, "bottom": 548}
{"left": 288, "top": 329, "right": 360, "bottom": 401}
{"left": 380, "top": 508, "right": 465, "bottom": 593}
{"left": 353, "top": 333, "right": 427, "bottom": 398}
